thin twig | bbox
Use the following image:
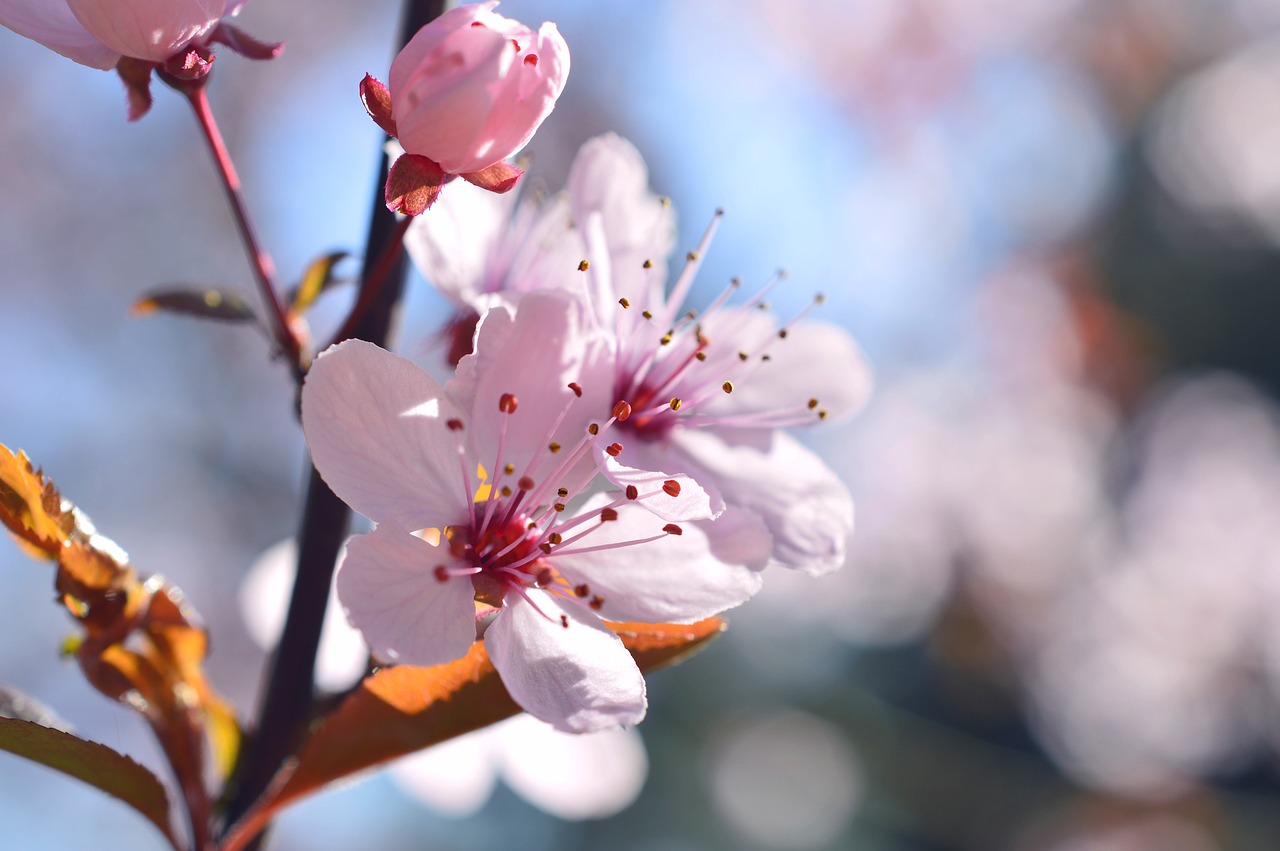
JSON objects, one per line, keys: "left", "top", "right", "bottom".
{"left": 183, "top": 86, "right": 304, "bottom": 381}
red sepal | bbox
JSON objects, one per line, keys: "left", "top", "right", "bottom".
{"left": 360, "top": 74, "right": 398, "bottom": 138}
{"left": 461, "top": 161, "right": 523, "bottom": 194}
{"left": 385, "top": 154, "right": 445, "bottom": 216}
{"left": 209, "top": 23, "right": 284, "bottom": 61}
{"left": 116, "top": 58, "right": 155, "bottom": 122}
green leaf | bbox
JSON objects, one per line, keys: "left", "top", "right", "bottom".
{"left": 131, "top": 288, "right": 257, "bottom": 323}
{"left": 0, "top": 717, "right": 180, "bottom": 850}
{"left": 221, "top": 619, "right": 724, "bottom": 851}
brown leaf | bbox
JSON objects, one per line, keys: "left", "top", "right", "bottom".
{"left": 222, "top": 618, "right": 724, "bottom": 851}
{"left": 132, "top": 288, "right": 257, "bottom": 323}
{"left": 0, "top": 717, "right": 181, "bottom": 850}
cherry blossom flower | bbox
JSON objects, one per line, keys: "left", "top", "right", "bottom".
{"left": 1, "top": 0, "right": 234, "bottom": 68}
{"left": 238, "top": 538, "right": 648, "bottom": 819}
{"left": 410, "top": 134, "right": 871, "bottom": 575}
{"left": 360, "top": 1, "right": 570, "bottom": 214}
{"left": 0, "top": 0, "right": 280, "bottom": 119}
{"left": 300, "top": 294, "right": 766, "bottom": 731}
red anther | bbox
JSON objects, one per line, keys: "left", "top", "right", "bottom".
{"left": 807, "top": 398, "right": 819, "bottom": 409}
{"left": 625, "top": 485, "right": 639, "bottom": 500}
{"left": 518, "top": 475, "right": 536, "bottom": 490}
{"left": 722, "top": 381, "right": 734, "bottom": 393}
{"left": 589, "top": 596, "right": 604, "bottom": 610}
{"left": 613, "top": 400, "right": 632, "bottom": 421}
{"left": 524, "top": 53, "right": 538, "bottom": 67}
{"left": 588, "top": 423, "right": 600, "bottom": 435}
{"left": 560, "top": 615, "right": 569, "bottom": 628}
{"left": 567, "top": 382, "right": 583, "bottom": 397}
{"left": 696, "top": 352, "right": 708, "bottom": 361}
{"left": 536, "top": 567, "right": 553, "bottom": 586}
{"left": 511, "top": 38, "right": 521, "bottom": 50}
{"left": 499, "top": 393, "right": 519, "bottom": 413}
{"left": 606, "top": 442, "right": 624, "bottom": 457}
{"left": 600, "top": 507, "right": 619, "bottom": 522}
{"left": 433, "top": 565, "right": 449, "bottom": 583}
{"left": 446, "top": 418, "right": 465, "bottom": 431}
{"left": 663, "top": 480, "right": 681, "bottom": 497}
{"left": 663, "top": 523, "right": 683, "bottom": 536}
{"left": 575, "top": 584, "right": 590, "bottom": 597}
{"left": 539, "top": 542, "right": 553, "bottom": 554}
{"left": 470, "top": 20, "right": 485, "bottom": 27}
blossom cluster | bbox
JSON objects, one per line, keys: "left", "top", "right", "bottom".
{"left": 302, "top": 133, "right": 872, "bottom": 732}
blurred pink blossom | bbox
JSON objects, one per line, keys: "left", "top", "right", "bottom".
{"left": 0, "top": 0, "right": 246, "bottom": 68}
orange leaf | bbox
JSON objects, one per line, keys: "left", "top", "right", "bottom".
{"left": 222, "top": 618, "right": 724, "bottom": 851}
{"left": 0, "top": 443, "right": 72, "bottom": 556}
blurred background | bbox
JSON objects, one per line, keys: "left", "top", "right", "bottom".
{"left": 5, "top": 0, "right": 1280, "bottom": 848}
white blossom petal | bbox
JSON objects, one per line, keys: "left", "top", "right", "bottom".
{"left": 0, "top": 0, "right": 119, "bottom": 68}
{"left": 673, "top": 428, "right": 854, "bottom": 575}
{"left": 404, "top": 178, "right": 517, "bottom": 309}
{"left": 595, "top": 450, "right": 715, "bottom": 522}
{"left": 336, "top": 525, "right": 477, "bottom": 667}
{"left": 485, "top": 590, "right": 646, "bottom": 733}
{"left": 449, "top": 292, "right": 612, "bottom": 474}
{"left": 302, "top": 339, "right": 467, "bottom": 532}
{"left": 554, "top": 501, "right": 766, "bottom": 623}
{"left": 494, "top": 715, "right": 648, "bottom": 820}
{"left": 702, "top": 317, "right": 873, "bottom": 424}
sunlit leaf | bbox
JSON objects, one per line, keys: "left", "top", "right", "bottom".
{"left": 0, "top": 447, "right": 241, "bottom": 825}
{"left": 0, "top": 717, "right": 180, "bottom": 850}
{"left": 222, "top": 618, "right": 724, "bottom": 851}
{"left": 0, "top": 444, "right": 71, "bottom": 556}
{"left": 131, "top": 288, "right": 257, "bottom": 323}
{"left": 288, "top": 251, "right": 351, "bottom": 316}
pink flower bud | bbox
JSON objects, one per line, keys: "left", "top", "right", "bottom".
{"left": 385, "top": 1, "right": 569, "bottom": 177}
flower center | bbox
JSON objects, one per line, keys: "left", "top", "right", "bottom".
{"left": 608, "top": 211, "right": 832, "bottom": 439}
